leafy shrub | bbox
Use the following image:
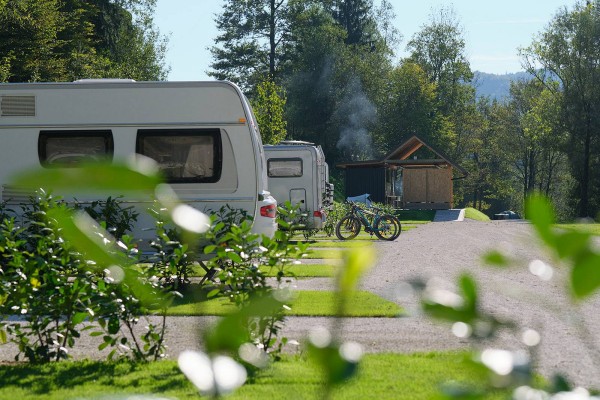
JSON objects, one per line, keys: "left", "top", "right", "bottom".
{"left": 146, "top": 201, "right": 196, "bottom": 291}
{"left": 0, "top": 192, "right": 96, "bottom": 362}
{"left": 0, "top": 192, "right": 170, "bottom": 363}
{"left": 79, "top": 196, "right": 139, "bottom": 240}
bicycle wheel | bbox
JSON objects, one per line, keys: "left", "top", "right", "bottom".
{"left": 335, "top": 215, "right": 361, "bottom": 240}
{"left": 374, "top": 214, "right": 401, "bottom": 241}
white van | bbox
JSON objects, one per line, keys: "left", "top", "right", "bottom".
{"left": 0, "top": 79, "right": 277, "bottom": 241}
{"left": 264, "top": 141, "right": 334, "bottom": 229}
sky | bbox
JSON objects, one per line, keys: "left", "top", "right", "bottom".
{"left": 154, "top": 0, "right": 580, "bottom": 81}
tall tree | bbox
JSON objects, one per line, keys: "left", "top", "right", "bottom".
{"left": 209, "top": 0, "right": 291, "bottom": 90}
{"left": 329, "top": 0, "right": 376, "bottom": 45}
{"left": 521, "top": 0, "right": 600, "bottom": 218}
{"left": 252, "top": 79, "right": 288, "bottom": 144}
{"left": 374, "top": 62, "right": 439, "bottom": 154}
{"left": 405, "top": 6, "right": 476, "bottom": 159}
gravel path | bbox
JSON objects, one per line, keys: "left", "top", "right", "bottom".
{"left": 3, "top": 220, "right": 600, "bottom": 388}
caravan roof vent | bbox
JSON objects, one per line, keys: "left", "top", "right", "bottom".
{"left": 1, "top": 95, "right": 36, "bottom": 117}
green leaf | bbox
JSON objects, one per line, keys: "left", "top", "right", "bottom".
{"left": 337, "top": 248, "right": 374, "bottom": 295}
{"left": 525, "top": 194, "right": 556, "bottom": 248}
{"left": 0, "top": 329, "right": 6, "bottom": 344}
{"left": 10, "top": 162, "right": 161, "bottom": 194}
{"left": 72, "top": 312, "right": 88, "bottom": 325}
{"left": 459, "top": 274, "right": 478, "bottom": 312}
{"left": 482, "top": 250, "right": 509, "bottom": 267}
{"left": 555, "top": 231, "right": 591, "bottom": 260}
{"left": 571, "top": 252, "right": 600, "bottom": 299}
{"left": 227, "top": 251, "right": 243, "bottom": 263}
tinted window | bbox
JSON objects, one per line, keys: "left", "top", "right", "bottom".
{"left": 136, "top": 129, "right": 222, "bottom": 183}
{"left": 39, "top": 130, "right": 113, "bottom": 167}
{"left": 268, "top": 158, "right": 303, "bottom": 177}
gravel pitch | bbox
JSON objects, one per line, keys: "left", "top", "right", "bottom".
{"left": 2, "top": 219, "right": 599, "bottom": 388}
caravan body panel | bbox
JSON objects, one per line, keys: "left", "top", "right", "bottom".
{"left": 264, "top": 142, "right": 333, "bottom": 229}
{"left": 0, "top": 80, "right": 277, "bottom": 244}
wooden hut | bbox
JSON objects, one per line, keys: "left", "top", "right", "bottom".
{"left": 337, "top": 136, "right": 467, "bottom": 210}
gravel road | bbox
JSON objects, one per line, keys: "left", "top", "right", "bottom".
{"left": 3, "top": 219, "right": 600, "bottom": 388}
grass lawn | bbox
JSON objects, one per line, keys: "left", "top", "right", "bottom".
{"left": 190, "top": 263, "right": 338, "bottom": 278}
{"left": 395, "top": 209, "right": 436, "bottom": 222}
{"left": 305, "top": 249, "right": 343, "bottom": 259}
{"left": 556, "top": 223, "right": 600, "bottom": 235}
{"left": 268, "top": 263, "right": 338, "bottom": 277}
{"left": 0, "top": 353, "right": 509, "bottom": 400}
{"left": 167, "top": 289, "right": 402, "bottom": 317}
{"left": 464, "top": 207, "right": 491, "bottom": 222}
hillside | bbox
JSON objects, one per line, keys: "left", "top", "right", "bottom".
{"left": 472, "top": 71, "right": 531, "bottom": 100}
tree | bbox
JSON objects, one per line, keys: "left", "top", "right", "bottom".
{"left": 329, "top": 0, "right": 377, "bottom": 46}
{"left": 0, "top": 0, "right": 168, "bottom": 82}
{"left": 209, "top": 0, "right": 292, "bottom": 91}
{"left": 521, "top": 0, "right": 600, "bottom": 218}
{"left": 374, "top": 62, "right": 439, "bottom": 154}
{"left": 252, "top": 79, "right": 288, "bottom": 144}
{"left": 405, "top": 6, "right": 477, "bottom": 159}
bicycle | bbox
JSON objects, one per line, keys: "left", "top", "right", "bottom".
{"left": 335, "top": 201, "right": 401, "bottom": 241}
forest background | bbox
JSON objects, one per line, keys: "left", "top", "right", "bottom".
{"left": 1, "top": 0, "right": 600, "bottom": 221}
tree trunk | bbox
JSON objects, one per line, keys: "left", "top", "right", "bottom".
{"left": 269, "top": 0, "right": 276, "bottom": 76}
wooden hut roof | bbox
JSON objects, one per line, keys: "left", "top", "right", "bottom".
{"left": 337, "top": 135, "right": 468, "bottom": 177}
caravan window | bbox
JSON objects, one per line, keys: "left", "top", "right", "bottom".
{"left": 268, "top": 158, "right": 303, "bottom": 177}
{"left": 39, "top": 130, "right": 114, "bottom": 167}
{"left": 136, "top": 129, "right": 222, "bottom": 183}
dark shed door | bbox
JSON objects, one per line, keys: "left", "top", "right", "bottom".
{"left": 345, "top": 167, "right": 386, "bottom": 203}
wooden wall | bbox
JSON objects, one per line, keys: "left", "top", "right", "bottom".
{"left": 345, "top": 167, "right": 387, "bottom": 203}
{"left": 403, "top": 167, "right": 453, "bottom": 209}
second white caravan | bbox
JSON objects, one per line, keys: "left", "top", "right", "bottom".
{"left": 0, "top": 79, "right": 277, "bottom": 242}
{"left": 264, "top": 141, "right": 334, "bottom": 229}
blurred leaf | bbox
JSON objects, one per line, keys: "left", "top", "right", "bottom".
{"left": 549, "top": 374, "right": 572, "bottom": 393}
{"left": 482, "top": 250, "right": 509, "bottom": 267}
{"left": 0, "top": 329, "right": 6, "bottom": 344}
{"left": 554, "top": 230, "right": 591, "bottom": 260}
{"left": 459, "top": 275, "right": 478, "bottom": 312}
{"left": 10, "top": 162, "right": 162, "bottom": 193}
{"left": 571, "top": 252, "right": 600, "bottom": 299}
{"left": 525, "top": 194, "right": 556, "bottom": 248}
{"left": 307, "top": 341, "right": 359, "bottom": 386}
{"left": 203, "top": 294, "right": 283, "bottom": 356}
{"left": 337, "top": 247, "right": 374, "bottom": 295}
{"left": 47, "top": 208, "right": 127, "bottom": 268}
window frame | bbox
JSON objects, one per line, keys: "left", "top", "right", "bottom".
{"left": 38, "top": 130, "right": 114, "bottom": 168}
{"left": 267, "top": 157, "right": 303, "bottom": 178}
{"left": 136, "top": 128, "right": 223, "bottom": 184}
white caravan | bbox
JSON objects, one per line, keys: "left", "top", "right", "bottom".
{"left": 0, "top": 79, "right": 277, "bottom": 243}
{"left": 264, "top": 141, "right": 334, "bottom": 229}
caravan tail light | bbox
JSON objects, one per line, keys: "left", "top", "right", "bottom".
{"left": 260, "top": 204, "right": 277, "bottom": 218}
{"left": 314, "top": 211, "right": 323, "bottom": 219}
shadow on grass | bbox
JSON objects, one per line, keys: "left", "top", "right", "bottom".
{"left": 0, "top": 360, "right": 186, "bottom": 396}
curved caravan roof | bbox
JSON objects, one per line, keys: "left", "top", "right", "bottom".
{"left": 0, "top": 80, "right": 254, "bottom": 128}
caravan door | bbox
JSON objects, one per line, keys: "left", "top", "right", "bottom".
{"left": 290, "top": 188, "right": 307, "bottom": 210}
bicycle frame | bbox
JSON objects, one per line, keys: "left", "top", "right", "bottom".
{"left": 348, "top": 203, "right": 383, "bottom": 233}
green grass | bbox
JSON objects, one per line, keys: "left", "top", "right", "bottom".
{"left": 464, "top": 207, "right": 491, "bottom": 221}
{"left": 0, "top": 353, "right": 508, "bottom": 400}
{"left": 190, "top": 263, "right": 337, "bottom": 278}
{"left": 305, "top": 249, "right": 343, "bottom": 259}
{"left": 395, "top": 209, "right": 436, "bottom": 222}
{"left": 167, "top": 289, "right": 402, "bottom": 317}
{"left": 277, "top": 263, "right": 338, "bottom": 277}
{"left": 556, "top": 223, "right": 600, "bottom": 235}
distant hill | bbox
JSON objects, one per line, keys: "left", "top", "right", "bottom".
{"left": 472, "top": 71, "right": 532, "bottom": 100}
